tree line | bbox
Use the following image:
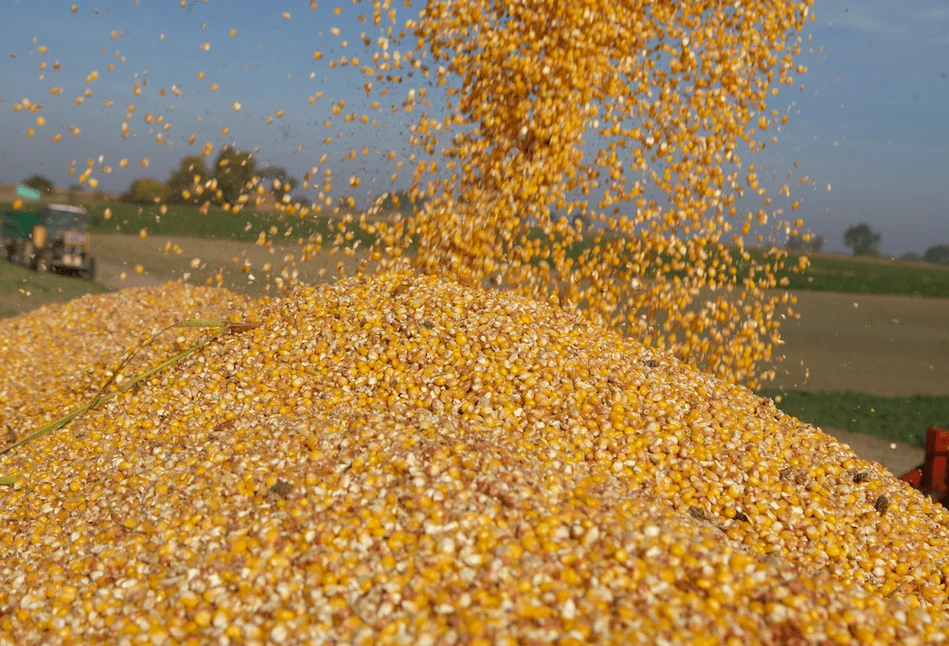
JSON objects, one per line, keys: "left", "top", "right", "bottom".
{"left": 786, "top": 222, "right": 884, "bottom": 257}
{"left": 121, "top": 148, "right": 298, "bottom": 206}
{"left": 840, "top": 222, "right": 949, "bottom": 264}
{"left": 14, "top": 173, "right": 949, "bottom": 264}
{"left": 787, "top": 221, "right": 949, "bottom": 264}
{"left": 19, "top": 149, "right": 298, "bottom": 209}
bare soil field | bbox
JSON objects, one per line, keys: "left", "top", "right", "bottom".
{"left": 771, "top": 290, "right": 949, "bottom": 397}
{"left": 90, "top": 232, "right": 370, "bottom": 295}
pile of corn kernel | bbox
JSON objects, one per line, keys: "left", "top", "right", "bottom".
{"left": 1, "top": 275, "right": 949, "bottom": 644}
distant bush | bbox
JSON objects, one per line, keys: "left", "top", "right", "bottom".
{"left": 212, "top": 148, "right": 256, "bottom": 205}
{"left": 66, "top": 184, "right": 84, "bottom": 205}
{"left": 167, "top": 155, "right": 210, "bottom": 204}
{"left": 259, "top": 165, "right": 298, "bottom": 202}
{"left": 899, "top": 251, "right": 923, "bottom": 262}
{"left": 23, "top": 174, "right": 54, "bottom": 195}
{"left": 923, "top": 244, "right": 949, "bottom": 265}
{"left": 373, "top": 190, "right": 426, "bottom": 214}
{"left": 844, "top": 223, "right": 881, "bottom": 256}
{"left": 121, "top": 178, "right": 170, "bottom": 204}
{"left": 786, "top": 232, "right": 826, "bottom": 252}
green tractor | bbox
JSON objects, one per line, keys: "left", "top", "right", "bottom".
{"left": 1, "top": 204, "right": 96, "bottom": 280}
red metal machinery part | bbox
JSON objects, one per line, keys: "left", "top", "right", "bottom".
{"left": 899, "top": 426, "right": 949, "bottom": 508}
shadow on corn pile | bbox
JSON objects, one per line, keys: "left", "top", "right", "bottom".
{"left": 1, "top": 275, "right": 948, "bottom": 643}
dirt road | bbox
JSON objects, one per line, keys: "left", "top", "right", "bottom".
{"left": 91, "top": 232, "right": 370, "bottom": 297}
{"left": 821, "top": 426, "right": 923, "bottom": 477}
{"left": 94, "top": 259, "right": 166, "bottom": 291}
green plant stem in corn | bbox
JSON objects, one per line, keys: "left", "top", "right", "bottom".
{"left": 0, "top": 318, "right": 259, "bottom": 484}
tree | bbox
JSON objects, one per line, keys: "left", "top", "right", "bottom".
{"left": 785, "top": 232, "right": 824, "bottom": 252}
{"left": 23, "top": 174, "right": 54, "bottom": 195}
{"left": 121, "top": 178, "right": 170, "bottom": 204}
{"left": 843, "top": 223, "right": 881, "bottom": 256}
{"left": 899, "top": 251, "right": 923, "bottom": 262}
{"left": 375, "top": 190, "right": 423, "bottom": 213}
{"left": 167, "top": 155, "right": 210, "bottom": 203}
{"left": 785, "top": 232, "right": 805, "bottom": 251}
{"left": 259, "top": 166, "right": 298, "bottom": 202}
{"left": 212, "top": 147, "right": 256, "bottom": 205}
{"left": 923, "top": 244, "right": 949, "bottom": 265}
{"left": 66, "top": 183, "right": 84, "bottom": 205}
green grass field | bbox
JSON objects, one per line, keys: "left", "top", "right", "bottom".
{"left": 0, "top": 258, "right": 109, "bottom": 318}
{"left": 89, "top": 202, "right": 382, "bottom": 247}
{"left": 765, "top": 250, "right": 949, "bottom": 299}
{"left": 758, "top": 389, "right": 949, "bottom": 448}
{"left": 2, "top": 201, "right": 378, "bottom": 247}
{"left": 530, "top": 229, "right": 949, "bottom": 299}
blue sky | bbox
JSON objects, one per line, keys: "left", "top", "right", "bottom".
{"left": 0, "top": 0, "right": 947, "bottom": 255}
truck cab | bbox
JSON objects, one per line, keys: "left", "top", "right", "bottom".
{"left": 1, "top": 204, "right": 96, "bottom": 280}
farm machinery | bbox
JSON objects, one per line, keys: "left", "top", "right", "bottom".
{"left": 1, "top": 204, "right": 96, "bottom": 280}
{"left": 900, "top": 426, "right": 949, "bottom": 508}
